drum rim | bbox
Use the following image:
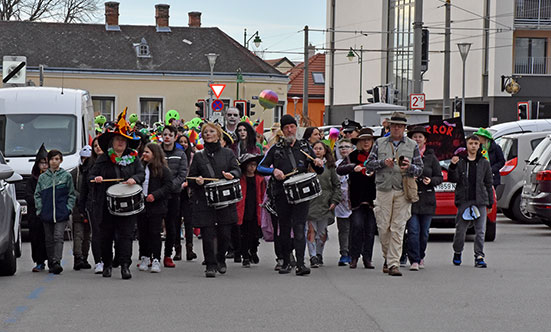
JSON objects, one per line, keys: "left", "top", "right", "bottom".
{"left": 286, "top": 190, "right": 322, "bottom": 204}
{"left": 106, "top": 183, "right": 143, "bottom": 197}
{"left": 204, "top": 178, "right": 240, "bottom": 188}
{"left": 284, "top": 172, "right": 317, "bottom": 184}
{"left": 107, "top": 204, "right": 144, "bottom": 216}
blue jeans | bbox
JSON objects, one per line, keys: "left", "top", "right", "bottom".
{"left": 349, "top": 205, "right": 376, "bottom": 261}
{"left": 406, "top": 214, "right": 432, "bottom": 264}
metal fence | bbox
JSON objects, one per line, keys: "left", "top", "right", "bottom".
{"left": 514, "top": 57, "right": 548, "bottom": 74}
{"left": 515, "top": 0, "right": 551, "bottom": 25}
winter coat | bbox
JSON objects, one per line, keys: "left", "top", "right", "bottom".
{"left": 25, "top": 175, "right": 39, "bottom": 224}
{"left": 336, "top": 149, "right": 376, "bottom": 209}
{"left": 188, "top": 142, "right": 241, "bottom": 227}
{"left": 483, "top": 140, "right": 505, "bottom": 186}
{"left": 236, "top": 174, "right": 266, "bottom": 226}
{"left": 448, "top": 152, "right": 494, "bottom": 208}
{"left": 88, "top": 149, "right": 145, "bottom": 223}
{"left": 143, "top": 164, "right": 173, "bottom": 215}
{"left": 163, "top": 145, "right": 188, "bottom": 194}
{"left": 34, "top": 168, "right": 76, "bottom": 223}
{"left": 78, "top": 158, "right": 95, "bottom": 220}
{"left": 308, "top": 166, "right": 342, "bottom": 222}
{"left": 411, "top": 149, "right": 443, "bottom": 215}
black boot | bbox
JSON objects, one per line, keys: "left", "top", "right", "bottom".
{"left": 121, "top": 264, "right": 132, "bottom": 280}
{"left": 73, "top": 257, "right": 84, "bottom": 271}
{"left": 102, "top": 266, "right": 112, "bottom": 278}
{"left": 186, "top": 243, "right": 197, "bottom": 261}
{"left": 173, "top": 245, "right": 182, "bottom": 261}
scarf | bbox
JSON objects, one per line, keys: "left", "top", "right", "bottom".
{"left": 481, "top": 142, "right": 490, "bottom": 161}
{"left": 108, "top": 148, "right": 138, "bottom": 166}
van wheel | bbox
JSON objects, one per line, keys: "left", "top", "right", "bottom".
{"left": 513, "top": 193, "right": 540, "bottom": 224}
{"left": 0, "top": 232, "right": 17, "bottom": 276}
{"left": 501, "top": 207, "right": 514, "bottom": 220}
{"left": 485, "top": 221, "right": 496, "bottom": 242}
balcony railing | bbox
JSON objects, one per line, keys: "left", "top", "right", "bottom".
{"left": 514, "top": 56, "right": 549, "bottom": 74}
{"left": 515, "top": 0, "right": 551, "bottom": 26}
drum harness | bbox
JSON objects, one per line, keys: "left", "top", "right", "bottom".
{"left": 200, "top": 152, "right": 229, "bottom": 210}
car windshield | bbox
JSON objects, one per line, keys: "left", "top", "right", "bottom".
{"left": 0, "top": 114, "right": 76, "bottom": 157}
{"left": 528, "top": 136, "right": 551, "bottom": 164}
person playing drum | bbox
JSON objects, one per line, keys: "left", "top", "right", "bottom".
{"left": 90, "top": 109, "right": 144, "bottom": 280}
{"left": 257, "top": 115, "right": 324, "bottom": 276}
{"left": 187, "top": 122, "right": 241, "bottom": 278}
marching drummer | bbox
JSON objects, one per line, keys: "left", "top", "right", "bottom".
{"left": 257, "top": 115, "right": 324, "bottom": 276}
{"left": 187, "top": 122, "right": 241, "bottom": 278}
{"left": 90, "top": 109, "right": 144, "bottom": 280}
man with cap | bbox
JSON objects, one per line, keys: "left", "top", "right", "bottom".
{"left": 474, "top": 128, "right": 504, "bottom": 188}
{"left": 258, "top": 114, "right": 325, "bottom": 276}
{"left": 366, "top": 111, "right": 423, "bottom": 276}
{"left": 341, "top": 119, "right": 362, "bottom": 139}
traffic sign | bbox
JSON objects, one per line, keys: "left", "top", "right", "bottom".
{"left": 210, "top": 84, "right": 226, "bottom": 99}
{"left": 409, "top": 93, "right": 425, "bottom": 110}
{"left": 211, "top": 99, "right": 224, "bottom": 112}
{"left": 3, "top": 55, "right": 27, "bottom": 85}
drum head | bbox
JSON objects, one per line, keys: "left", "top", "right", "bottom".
{"left": 284, "top": 172, "right": 316, "bottom": 185}
{"left": 205, "top": 178, "right": 239, "bottom": 188}
{"left": 107, "top": 183, "right": 143, "bottom": 197}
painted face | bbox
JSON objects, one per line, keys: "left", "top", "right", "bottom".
{"left": 48, "top": 155, "right": 62, "bottom": 170}
{"left": 313, "top": 143, "right": 325, "bottom": 158}
{"left": 237, "top": 126, "right": 248, "bottom": 140}
{"left": 226, "top": 111, "right": 240, "bottom": 125}
{"left": 467, "top": 139, "right": 480, "bottom": 155}
{"left": 338, "top": 143, "right": 353, "bottom": 158}
{"left": 412, "top": 133, "right": 426, "bottom": 148}
{"left": 309, "top": 129, "right": 322, "bottom": 144}
{"left": 112, "top": 135, "right": 127, "bottom": 152}
{"left": 203, "top": 126, "right": 220, "bottom": 143}
{"left": 162, "top": 129, "right": 175, "bottom": 145}
{"left": 142, "top": 147, "right": 153, "bottom": 162}
{"left": 93, "top": 140, "right": 103, "bottom": 155}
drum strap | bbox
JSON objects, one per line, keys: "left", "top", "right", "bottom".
{"left": 114, "top": 164, "right": 122, "bottom": 180}
{"left": 201, "top": 152, "right": 217, "bottom": 178}
{"left": 286, "top": 146, "right": 298, "bottom": 170}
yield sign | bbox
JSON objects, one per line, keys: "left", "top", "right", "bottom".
{"left": 210, "top": 84, "right": 226, "bottom": 99}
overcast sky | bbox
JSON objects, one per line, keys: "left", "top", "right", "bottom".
{"left": 96, "top": 0, "right": 326, "bottom": 63}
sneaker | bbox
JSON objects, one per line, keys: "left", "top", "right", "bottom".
{"left": 453, "top": 253, "right": 462, "bottom": 266}
{"left": 295, "top": 265, "right": 311, "bottom": 276}
{"left": 310, "top": 256, "right": 320, "bottom": 268}
{"left": 388, "top": 265, "right": 402, "bottom": 276}
{"left": 225, "top": 251, "right": 235, "bottom": 259}
{"left": 81, "top": 261, "right": 92, "bottom": 269}
{"left": 475, "top": 256, "right": 487, "bottom": 268}
{"left": 73, "top": 258, "right": 84, "bottom": 271}
{"left": 217, "top": 262, "right": 227, "bottom": 274}
{"left": 32, "top": 263, "right": 45, "bottom": 272}
{"left": 205, "top": 268, "right": 216, "bottom": 278}
{"left": 51, "top": 263, "right": 63, "bottom": 275}
{"left": 278, "top": 264, "right": 292, "bottom": 274}
{"left": 419, "top": 259, "right": 425, "bottom": 269}
{"left": 163, "top": 256, "right": 175, "bottom": 268}
{"left": 338, "top": 256, "right": 348, "bottom": 266}
{"left": 242, "top": 259, "right": 251, "bottom": 268}
{"left": 274, "top": 259, "right": 283, "bottom": 271}
{"left": 400, "top": 257, "right": 407, "bottom": 267}
{"left": 410, "top": 263, "right": 419, "bottom": 271}
{"left": 150, "top": 259, "right": 161, "bottom": 273}
{"left": 138, "top": 257, "right": 151, "bottom": 271}
{"left": 316, "top": 254, "right": 324, "bottom": 267}
{"left": 94, "top": 262, "right": 104, "bottom": 274}
{"left": 250, "top": 252, "right": 260, "bottom": 264}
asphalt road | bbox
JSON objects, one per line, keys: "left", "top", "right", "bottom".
{"left": 1, "top": 215, "right": 550, "bottom": 332}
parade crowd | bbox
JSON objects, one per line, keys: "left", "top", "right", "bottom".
{"left": 25, "top": 108, "right": 503, "bottom": 279}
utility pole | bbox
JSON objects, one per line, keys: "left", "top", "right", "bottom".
{"left": 327, "top": 0, "right": 336, "bottom": 125}
{"left": 413, "top": 0, "right": 424, "bottom": 93}
{"left": 482, "top": 0, "right": 490, "bottom": 99}
{"left": 443, "top": 0, "right": 451, "bottom": 119}
{"left": 303, "top": 25, "right": 309, "bottom": 121}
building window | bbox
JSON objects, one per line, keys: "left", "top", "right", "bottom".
{"left": 133, "top": 38, "right": 151, "bottom": 58}
{"left": 140, "top": 98, "right": 163, "bottom": 126}
{"left": 312, "top": 72, "right": 325, "bottom": 84}
{"left": 92, "top": 96, "right": 115, "bottom": 121}
{"left": 515, "top": 0, "right": 551, "bottom": 26}
{"left": 514, "top": 37, "right": 547, "bottom": 74}
{"left": 273, "top": 102, "right": 284, "bottom": 123}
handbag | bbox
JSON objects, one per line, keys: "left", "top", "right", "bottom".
{"left": 402, "top": 173, "right": 419, "bottom": 203}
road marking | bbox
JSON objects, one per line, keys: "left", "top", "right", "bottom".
{"left": 3, "top": 306, "right": 28, "bottom": 324}
{"left": 27, "top": 287, "right": 44, "bottom": 300}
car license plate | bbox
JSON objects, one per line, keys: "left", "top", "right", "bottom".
{"left": 21, "top": 205, "right": 27, "bottom": 215}
{"left": 435, "top": 182, "right": 456, "bottom": 192}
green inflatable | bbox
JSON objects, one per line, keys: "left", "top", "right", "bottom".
{"left": 165, "top": 110, "right": 180, "bottom": 125}
{"left": 94, "top": 115, "right": 106, "bottom": 126}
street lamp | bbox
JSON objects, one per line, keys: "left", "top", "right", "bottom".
{"left": 236, "top": 68, "right": 244, "bottom": 100}
{"left": 205, "top": 52, "right": 219, "bottom": 121}
{"left": 244, "top": 28, "right": 262, "bottom": 49}
{"left": 346, "top": 46, "right": 363, "bottom": 104}
{"left": 457, "top": 42, "right": 471, "bottom": 126}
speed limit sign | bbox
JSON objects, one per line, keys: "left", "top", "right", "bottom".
{"left": 409, "top": 93, "right": 425, "bottom": 110}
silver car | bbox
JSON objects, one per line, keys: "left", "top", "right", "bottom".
{"left": 497, "top": 132, "right": 551, "bottom": 223}
{"left": 521, "top": 135, "right": 551, "bottom": 228}
{"left": 0, "top": 151, "right": 23, "bottom": 276}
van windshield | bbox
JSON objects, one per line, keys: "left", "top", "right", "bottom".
{"left": 0, "top": 114, "right": 76, "bottom": 157}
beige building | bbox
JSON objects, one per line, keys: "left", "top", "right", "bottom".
{"left": 1, "top": 2, "right": 288, "bottom": 127}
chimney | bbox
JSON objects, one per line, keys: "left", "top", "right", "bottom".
{"left": 188, "top": 11, "right": 201, "bottom": 27}
{"left": 105, "top": 1, "right": 120, "bottom": 31}
{"left": 155, "top": 4, "right": 171, "bottom": 32}
{"left": 308, "top": 43, "right": 316, "bottom": 58}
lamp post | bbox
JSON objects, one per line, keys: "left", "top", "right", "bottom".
{"left": 243, "top": 28, "right": 262, "bottom": 49}
{"left": 457, "top": 43, "right": 471, "bottom": 126}
{"left": 347, "top": 46, "right": 363, "bottom": 104}
{"left": 205, "top": 53, "right": 219, "bottom": 121}
{"left": 236, "top": 68, "right": 244, "bottom": 100}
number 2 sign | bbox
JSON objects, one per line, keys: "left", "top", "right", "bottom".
{"left": 409, "top": 93, "right": 425, "bottom": 110}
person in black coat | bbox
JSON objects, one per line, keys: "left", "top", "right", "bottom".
{"left": 474, "top": 128, "right": 505, "bottom": 187}
{"left": 25, "top": 144, "right": 49, "bottom": 272}
{"left": 405, "top": 126, "right": 443, "bottom": 270}
{"left": 177, "top": 134, "right": 197, "bottom": 261}
{"left": 188, "top": 122, "right": 241, "bottom": 278}
{"left": 90, "top": 113, "right": 145, "bottom": 280}
{"left": 137, "top": 143, "right": 173, "bottom": 273}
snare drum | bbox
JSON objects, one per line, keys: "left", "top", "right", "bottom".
{"left": 204, "top": 179, "right": 242, "bottom": 208}
{"left": 106, "top": 183, "right": 144, "bottom": 216}
{"left": 283, "top": 173, "right": 322, "bottom": 204}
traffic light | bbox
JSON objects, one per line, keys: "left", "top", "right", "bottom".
{"left": 247, "top": 101, "right": 256, "bottom": 117}
{"left": 366, "top": 87, "right": 380, "bottom": 103}
{"left": 195, "top": 99, "right": 206, "bottom": 119}
{"left": 518, "top": 101, "right": 530, "bottom": 120}
{"left": 234, "top": 100, "right": 246, "bottom": 117}
{"left": 421, "top": 29, "right": 429, "bottom": 72}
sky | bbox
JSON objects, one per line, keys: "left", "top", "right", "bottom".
{"left": 92, "top": 0, "right": 327, "bottom": 63}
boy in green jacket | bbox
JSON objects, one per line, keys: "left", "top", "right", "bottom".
{"left": 34, "top": 150, "right": 76, "bottom": 274}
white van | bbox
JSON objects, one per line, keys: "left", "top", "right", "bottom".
{"left": 0, "top": 87, "right": 94, "bottom": 221}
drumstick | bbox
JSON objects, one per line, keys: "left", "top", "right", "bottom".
{"left": 300, "top": 150, "right": 316, "bottom": 161}
{"left": 89, "top": 178, "right": 124, "bottom": 183}
{"left": 284, "top": 170, "right": 298, "bottom": 178}
{"left": 186, "top": 176, "right": 219, "bottom": 181}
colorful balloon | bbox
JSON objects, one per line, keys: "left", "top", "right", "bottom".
{"left": 258, "top": 89, "right": 278, "bottom": 109}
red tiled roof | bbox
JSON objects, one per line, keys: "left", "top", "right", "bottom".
{"left": 287, "top": 53, "right": 325, "bottom": 97}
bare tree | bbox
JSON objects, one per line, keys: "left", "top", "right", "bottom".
{"left": 0, "top": 0, "right": 99, "bottom": 22}
{"left": 0, "top": 0, "right": 23, "bottom": 20}
{"left": 21, "top": 0, "right": 60, "bottom": 21}
{"left": 60, "top": 0, "right": 100, "bottom": 23}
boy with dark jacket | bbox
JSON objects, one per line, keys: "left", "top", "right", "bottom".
{"left": 448, "top": 135, "right": 494, "bottom": 268}
{"left": 34, "top": 150, "right": 76, "bottom": 274}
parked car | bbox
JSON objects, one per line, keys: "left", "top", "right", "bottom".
{"left": 521, "top": 135, "right": 551, "bottom": 228}
{"left": 496, "top": 132, "right": 551, "bottom": 223}
{"left": 0, "top": 151, "right": 23, "bottom": 276}
{"left": 487, "top": 119, "right": 551, "bottom": 140}
{"left": 432, "top": 160, "right": 497, "bottom": 241}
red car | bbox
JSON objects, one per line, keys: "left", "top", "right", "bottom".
{"left": 432, "top": 161, "right": 497, "bottom": 242}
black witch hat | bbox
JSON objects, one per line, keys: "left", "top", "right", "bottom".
{"left": 31, "top": 143, "right": 48, "bottom": 177}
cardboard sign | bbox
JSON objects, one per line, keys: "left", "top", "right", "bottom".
{"left": 408, "top": 117, "right": 465, "bottom": 161}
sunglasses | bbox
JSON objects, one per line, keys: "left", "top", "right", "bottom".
{"left": 227, "top": 113, "right": 239, "bottom": 117}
